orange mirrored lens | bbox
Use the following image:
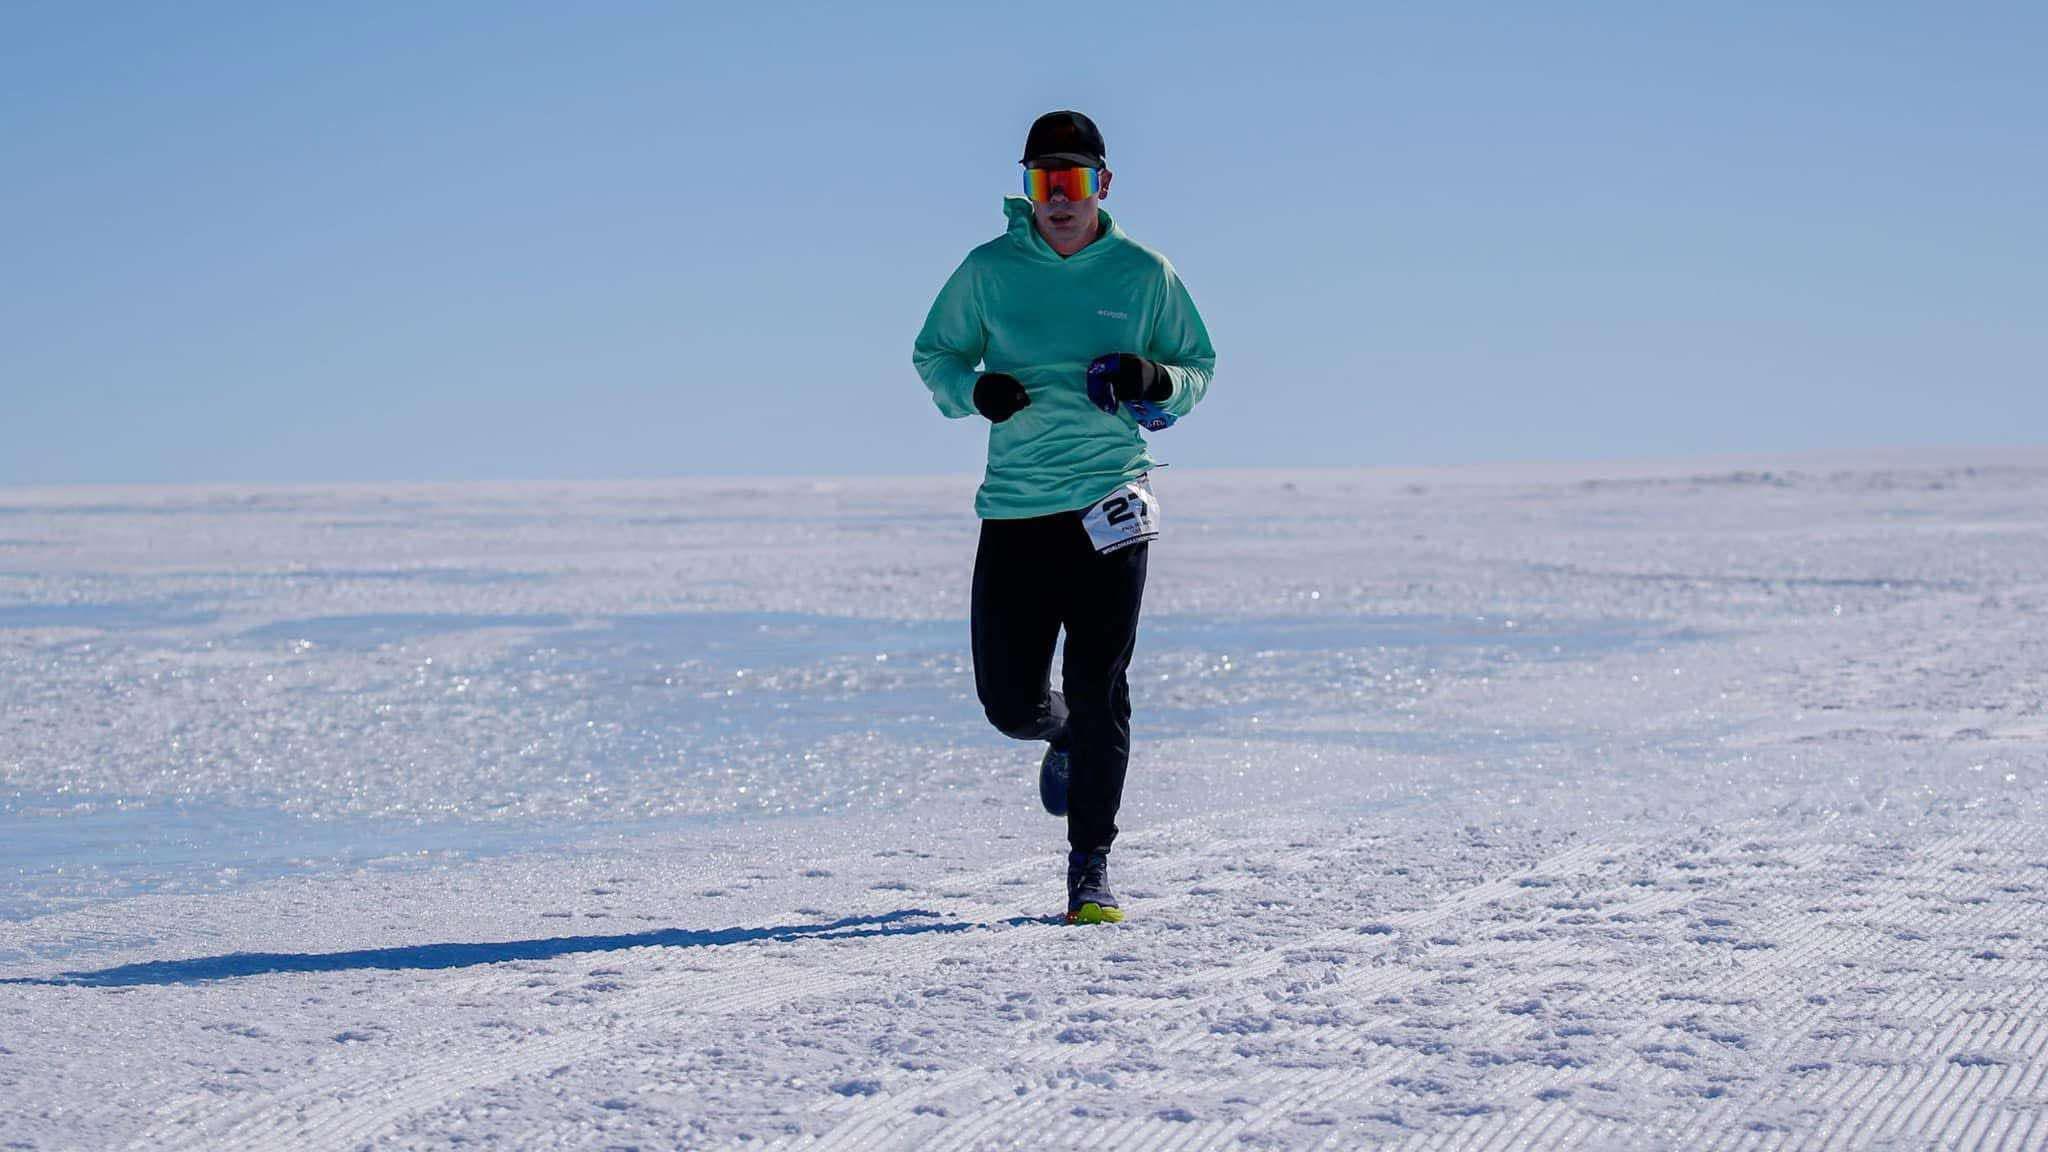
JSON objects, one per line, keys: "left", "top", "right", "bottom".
{"left": 1023, "top": 167, "right": 1101, "bottom": 202}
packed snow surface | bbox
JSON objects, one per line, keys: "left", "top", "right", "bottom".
{"left": 2, "top": 451, "right": 2044, "bottom": 1149}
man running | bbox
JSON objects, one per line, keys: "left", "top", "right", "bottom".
{"left": 912, "top": 110, "right": 1216, "bottom": 924}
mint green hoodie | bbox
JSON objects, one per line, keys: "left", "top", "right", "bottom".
{"left": 913, "top": 196, "right": 1215, "bottom": 519}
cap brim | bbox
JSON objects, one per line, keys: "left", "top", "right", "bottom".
{"left": 1021, "top": 152, "right": 1105, "bottom": 169}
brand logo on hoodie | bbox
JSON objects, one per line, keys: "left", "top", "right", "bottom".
{"left": 1096, "top": 309, "right": 1129, "bottom": 320}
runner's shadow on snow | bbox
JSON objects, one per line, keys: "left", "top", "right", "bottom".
{"left": 3, "top": 909, "right": 1046, "bottom": 988}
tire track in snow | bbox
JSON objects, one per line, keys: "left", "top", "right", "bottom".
{"left": 1630, "top": 834, "right": 2013, "bottom": 1149}
{"left": 1042, "top": 837, "right": 1670, "bottom": 1148}
{"left": 130, "top": 826, "right": 1118, "bottom": 1152}
{"left": 153, "top": 816, "right": 2043, "bottom": 1152}
{"left": 1726, "top": 829, "right": 2047, "bottom": 1151}
{"left": 1188, "top": 840, "right": 1743, "bottom": 1149}
{"left": 809, "top": 834, "right": 1620, "bottom": 1151}
{"left": 133, "top": 957, "right": 864, "bottom": 1152}
{"left": 1656, "top": 827, "right": 2047, "bottom": 1150}
{"left": 124, "top": 815, "right": 1180, "bottom": 1152}
{"left": 1090, "top": 824, "right": 2039, "bottom": 1152}
{"left": 759, "top": 826, "right": 1411, "bottom": 1150}
{"left": 199, "top": 816, "right": 1281, "bottom": 1152}
{"left": 739, "top": 824, "right": 1308, "bottom": 1151}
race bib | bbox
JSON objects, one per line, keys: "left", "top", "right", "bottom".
{"left": 1081, "top": 476, "right": 1161, "bottom": 555}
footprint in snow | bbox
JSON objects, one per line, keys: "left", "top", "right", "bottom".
{"left": 1432, "top": 1102, "right": 1498, "bottom": 1117}
{"left": 201, "top": 1022, "right": 269, "bottom": 1039}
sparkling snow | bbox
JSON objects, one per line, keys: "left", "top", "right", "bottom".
{"left": 1, "top": 451, "right": 2043, "bottom": 1149}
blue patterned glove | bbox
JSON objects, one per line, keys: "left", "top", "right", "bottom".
{"left": 1086, "top": 354, "right": 1178, "bottom": 431}
{"left": 1125, "top": 399, "right": 1177, "bottom": 431}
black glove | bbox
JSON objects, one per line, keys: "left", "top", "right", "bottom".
{"left": 1087, "top": 354, "right": 1173, "bottom": 406}
{"left": 973, "top": 372, "right": 1030, "bottom": 423}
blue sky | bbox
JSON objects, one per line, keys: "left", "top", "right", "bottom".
{"left": 3, "top": 2, "right": 2042, "bottom": 487}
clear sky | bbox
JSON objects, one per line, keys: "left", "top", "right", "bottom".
{"left": 3, "top": 2, "right": 2042, "bottom": 487}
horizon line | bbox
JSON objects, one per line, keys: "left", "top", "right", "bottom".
{"left": 3, "top": 440, "right": 2044, "bottom": 501}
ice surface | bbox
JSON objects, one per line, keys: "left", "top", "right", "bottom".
{"left": 1, "top": 451, "right": 2044, "bottom": 1149}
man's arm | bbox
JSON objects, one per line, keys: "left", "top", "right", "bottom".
{"left": 1145, "top": 264, "right": 1215, "bottom": 420}
{"left": 912, "top": 258, "right": 986, "bottom": 419}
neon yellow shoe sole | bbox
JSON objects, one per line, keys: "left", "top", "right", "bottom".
{"left": 1065, "top": 903, "right": 1124, "bottom": 925}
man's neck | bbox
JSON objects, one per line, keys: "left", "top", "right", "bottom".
{"left": 1039, "top": 211, "right": 1102, "bottom": 258}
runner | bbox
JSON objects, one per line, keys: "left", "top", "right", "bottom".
{"left": 912, "top": 110, "right": 1216, "bottom": 924}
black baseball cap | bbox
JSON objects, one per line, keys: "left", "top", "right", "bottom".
{"left": 1021, "top": 110, "right": 1106, "bottom": 169}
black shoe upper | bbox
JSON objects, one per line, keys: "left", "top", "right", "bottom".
{"left": 1066, "top": 849, "right": 1117, "bottom": 912}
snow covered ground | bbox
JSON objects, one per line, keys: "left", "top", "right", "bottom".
{"left": 2, "top": 450, "right": 2044, "bottom": 1150}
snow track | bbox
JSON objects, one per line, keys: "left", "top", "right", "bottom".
{"left": 746, "top": 822, "right": 2048, "bottom": 1151}
{"left": 113, "top": 815, "right": 2007, "bottom": 1152}
{"left": 4, "top": 456, "right": 2046, "bottom": 1149}
{"left": 9, "top": 799, "right": 2045, "bottom": 1150}
{"left": 133, "top": 955, "right": 863, "bottom": 1150}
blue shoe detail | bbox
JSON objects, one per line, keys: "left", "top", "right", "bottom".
{"left": 1039, "top": 743, "right": 1070, "bottom": 817}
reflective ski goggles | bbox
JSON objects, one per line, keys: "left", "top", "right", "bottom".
{"left": 1022, "top": 166, "right": 1102, "bottom": 203}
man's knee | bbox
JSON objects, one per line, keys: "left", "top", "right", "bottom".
{"left": 982, "top": 700, "right": 1048, "bottom": 741}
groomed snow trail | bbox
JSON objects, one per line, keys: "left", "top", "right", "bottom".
{"left": 31, "top": 811, "right": 2040, "bottom": 1151}
{"left": 1, "top": 453, "right": 2044, "bottom": 1148}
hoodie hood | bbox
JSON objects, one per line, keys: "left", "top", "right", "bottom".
{"left": 1003, "top": 195, "right": 1125, "bottom": 264}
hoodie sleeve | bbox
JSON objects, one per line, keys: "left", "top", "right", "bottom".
{"left": 912, "top": 256, "right": 987, "bottom": 419}
{"left": 1146, "top": 263, "right": 1215, "bottom": 419}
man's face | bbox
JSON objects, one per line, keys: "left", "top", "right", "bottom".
{"left": 1030, "top": 165, "right": 1112, "bottom": 254}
